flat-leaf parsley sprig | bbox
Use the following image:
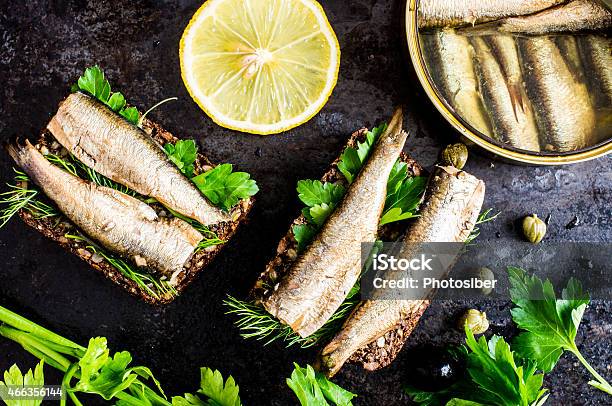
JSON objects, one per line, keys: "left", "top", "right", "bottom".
{"left": 0, "top": 305, "right": 243, "bottom": 406}
{"left": 73, "top": 66, "right": 139, "bottom": 125}
{"left": 509, "top": 267, "right": 612, "bottom": 395}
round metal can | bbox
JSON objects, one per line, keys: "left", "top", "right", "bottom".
{"left": 405, "top": 0, "right": 612, "bottom": 165}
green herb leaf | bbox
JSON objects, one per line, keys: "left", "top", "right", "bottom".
{"left": 164, "top": 140, "right": 198, "bottom": 177}
{"left": 508, "top": 268, "right": 612, "bottom": 394}
{"left": 72, "top": 337, "right": 137, "bottom": 400}
{"left": 172, "top": 393, "right": 205, "bottom": 405}
{"left": 292, "top": 180, "right": 345, "bottom": 251}
{"left": 296, "top": 180, "right": 345, "bottom": 207}
{"left": 293, "top": 223, "right": 318, "bottom": 252}
{"left": 119, "top": 106, "right": 139, "bottom": 125}
{"left": 508, "top": 267, "right": 589, "bottom": 373}
{"left": 464, "top": 326, "right": 547, "bottom": 406}
{"left": 107, "top": 92, "right": 127, "bottom": 111}
{"left": 77, "top": 66, "right": 111, "bottom": 102}
{"left": 75, "top": 66, "right": 140, "bottom": 125}
{"left": 337, "top": 124, "right": 386, "bottom": 184}
{"left": 406, "top": 328, "right": 548, "bottom": 406}
{"left": 198, "top": 368, "right": 242, "bottom": 406}
{"left": 287, "top": 363, "right": 356, "bottom": 406}
{"left": 0, "top": 361, "right": 45, "bottom": 406}
{"left": 171, "top": 368, "right": 242, "bottom": 406}
{"left": 192, "top": 164, "right": 259, "bottom": 211}
{"left": 337, "top": 148, "right": 361, "bottom": 184}
{"left": 380, "top": 161, "right": 426, "bottom": 226}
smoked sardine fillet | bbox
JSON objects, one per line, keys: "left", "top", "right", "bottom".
{"left": 8, "top": 140, "right": 203, "bottom": 278}
{"left": 47, "top": 92, "right": 230, "bottom": 226}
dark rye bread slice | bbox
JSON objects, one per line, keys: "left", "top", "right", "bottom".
{"left": 250, "top": 127, "right": 426, "bottom": 370}
{"left": 17, "top": 118, "right": 254, "bottom": 305}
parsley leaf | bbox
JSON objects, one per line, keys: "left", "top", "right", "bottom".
{"left": 380, "top": 160, "right": 426, "bottom": 226}
{"left": 287, "top": 363, "right": 356, "bottom": 406}
{"left": 71, "top": 337, "right": 141, "bottom": 400}
{"left": 464, "top": 327, "right": 547, "bottom": 406}
{"left": 106, "top": 92, "right": 126, "bottom": 111}
{"left": 192, "top": 164, "right": 259, "bottom": 211}
{"left": 119, "top": 106, "right": 139, "bottom": 125}
{"left": 292, "top": 180, "right": 345, "bottom": 251}
{"left": 164, "top": 140, "right": 198, "bottom": 177}
{"left": 508, "top": 267, "right": 612, "bottom": 394}
{"left": 292, "top": 223, "right": 318, "bottom": 252}
{"left": 297, "top": 180, "right": 345, "bottom": 207}
{"left": 405, "top": 328, "right": 548, "bottom": 406}
{"left": 0, "top": 361, "right": 45, "bottom": 406}
{"left": 74, "top": 66, "right": 139, "bottom": 125}
{"left": 337, "top": 124, "right": 387, "bottom": 184}
{"left": 77, "top": 66, "right": 111, "bottom": 102}
{"left": 172, "top": 368, "right": 242, "bottom": 406}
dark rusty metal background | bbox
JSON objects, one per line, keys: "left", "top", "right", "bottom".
{"left": 0, "top": 1, "right": 610, "bottom": 404}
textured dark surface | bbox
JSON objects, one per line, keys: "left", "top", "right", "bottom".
{"left": 0, "top": 1, "right": 610, "bottom": 405}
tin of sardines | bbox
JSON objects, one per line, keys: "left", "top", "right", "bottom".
{"left": 407, "top": 0, "right": 612, "bottom": 165}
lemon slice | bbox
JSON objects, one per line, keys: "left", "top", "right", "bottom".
{"left": 180, "top": 0, "right": 340, "bottom": 135}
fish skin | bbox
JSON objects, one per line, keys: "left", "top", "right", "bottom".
{"left": 47, "top": 92, "right": 230, "bottom": 226}
{"left": 578, "top": 35, "right": 612, "bottom": 143}
{"left": 318, "top": 166, "right": 485, "bottom": 377}
{"left": 8, "top": 140, "right": 203, "bottom": 277}
{"left": 578, "top": 35, "right": 612, "bottom": 108}
{"left": 418, "top": 0, "right": 565, "bottom": 29}
{"left": 555, "top": 35, "right": 587, "bottom": 83}
{"left": 518, "top": 36, "right": 596, "bottom": 152}
{"left": 421, "top": 29, "right": 492, "bottom": 136}
{"left": 461, "top": 0, "right": 612, "bottom": 35}
{"left": 471, "top": 37, "right": 540, "bottom": 151}
{"left": 263, "top": 108, "right": 408, "bottom": 338}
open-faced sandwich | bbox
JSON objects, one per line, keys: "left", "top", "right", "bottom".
{"left": 0, "top": 66, "right": 258, "bottom": 304}
{"left": 226, "top": 108, "right": 486, "bottom": 376}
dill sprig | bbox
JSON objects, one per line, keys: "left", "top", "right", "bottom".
{"left": 465, "top": 208, "right": 500, "bottom": 245}
{"left": 46, "top": 154, "right": 136, "bottom": 196}
{"left": 64, "top": 233, "right": 177, "bottom": 300}
{"left": 223, "top": 283, "right": 361, "bottom": 348}
{"left": 0, "top": 170, "right": 59, "bottom": 228}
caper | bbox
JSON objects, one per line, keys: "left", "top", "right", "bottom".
{"left": 441, "top": 143, "right": 468, "bottom": 169}
{"left": 476, "top": 267, "right": 495, "bottom": 295}
{"left": 458, "top": 309, "right": 489, "bottom": 334}
{"left": 522, "top": 214, "right": 546, "bottom": 244}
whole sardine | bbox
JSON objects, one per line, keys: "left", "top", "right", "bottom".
{"left": 318, "top": 166, "right": 485, "bottom": 377}
{"left": 421, "top": 29, "right": 492, "bottom": 136}
{"left": 418, "top": 0, "right": 565, "bottom": 29}
{"left": 461, "top": 0, "right": 612, "bottom": 35}
{"left": 485, "top": 35, "right": 528, "bottom": 117}
{"left": 578, "top": 35, "right": 612, "bottom": 108}
{"left": 263, "top": 108, "right": 408, "bottom": 338}
{"left": 518, "top": 37, "right": 596, "bottom": 152}
{"left": 471, "top": 37, "right": 540, "bottom": 151}
{"left": 47, "top": 92, "right": 230, "bottom": 226}
{"left": 8, "top": 140, "right": 203, "bottom": 278}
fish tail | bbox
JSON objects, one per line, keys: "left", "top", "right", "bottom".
{"left": 6, "top": 139, "right": 35, "bottom": 171}
{"left": 507, "top": 81, "right": 526, "bottom": 121}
